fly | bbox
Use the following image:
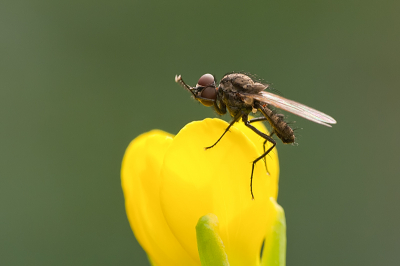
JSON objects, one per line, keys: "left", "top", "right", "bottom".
{"left": 175, "top": 73, "right": 336, "bottom": 199}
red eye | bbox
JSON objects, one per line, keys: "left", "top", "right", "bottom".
{"left": 197, "top": 74, "right": 215, "bottom": 87}
{"left": 201, "top": 86, "right": 217, "bottom": 100}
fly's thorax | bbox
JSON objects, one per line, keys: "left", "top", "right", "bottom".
{"left": 220, "top": 90, "right": 252, "bottom": 108}
{"left": 219, "top": 73, "right": 268, "bottom": 94}
{"left": 220, "top": 73, "right": 254, "bottom": 91}
{"left": 218, "top": 91, "right": 252, "bottom": 118}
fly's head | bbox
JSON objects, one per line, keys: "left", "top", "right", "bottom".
{"left": 175, "top": 74, "right": 218, "bottom": 107}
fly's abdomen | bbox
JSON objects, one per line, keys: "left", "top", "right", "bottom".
{"left": 258, "top": 104, "right": 295, "bottom": 144}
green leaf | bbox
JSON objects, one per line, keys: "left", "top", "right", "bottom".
{"left": 260, "top": 199, "right": 286, "bottom": 266}
{"left": 196, "top": 213, "right": 230, "bottom": 266}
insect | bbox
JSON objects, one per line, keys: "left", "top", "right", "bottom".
{"left": 175, "top": 72, "right": 336, "bottom": 199}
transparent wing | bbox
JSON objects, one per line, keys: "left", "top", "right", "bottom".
{"left": 242, "top": 91, "right": 337, "bottom": 127}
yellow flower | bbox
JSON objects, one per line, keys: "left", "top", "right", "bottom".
{"left": 121, "top": 118, "right": 281, "bottom": 266}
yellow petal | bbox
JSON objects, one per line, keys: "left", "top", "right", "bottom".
{"left": 121, "top": 130, "right": 198, "bottom": 266}
{"left": 159, "top": 118, "right": 279, "bottom": 266}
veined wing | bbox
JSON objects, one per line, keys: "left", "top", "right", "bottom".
{"left": 242, "top": 91, "right": 337, "bottom": 127}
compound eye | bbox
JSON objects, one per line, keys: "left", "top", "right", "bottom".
{"left": 197, "top": 73, "right": 215, "bottom": 87}
{"left": 198, "top": 86, "right": 217, "bottom": 107}
{"left": 201, "top": 86, "right": 217, "bottom": 100}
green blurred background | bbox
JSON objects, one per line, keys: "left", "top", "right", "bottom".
{"left": 1, "top": 0, "right": 399, "bottom": 265}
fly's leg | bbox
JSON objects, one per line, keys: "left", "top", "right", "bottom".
{"left": 243, "top": 114, "right": 276, "bottom": 199}
{"left": 260, "top": 132, "right": 275, "bottom": 173}
{"left": 248, "top": 116, "right": 268, "bottom": 123}
{"left": 248, "top": 117, "right": 275, "bottom": 173}
{"left": 205, "top": 113, "right": 241, "bottom": 150}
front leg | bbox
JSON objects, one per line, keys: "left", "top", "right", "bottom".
{"left": 205, "top": 112, "right": 241, "bottom": 150}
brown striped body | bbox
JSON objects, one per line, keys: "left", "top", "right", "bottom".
{"left": 258, "top": 103, "right": 295, "bottom": 144}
